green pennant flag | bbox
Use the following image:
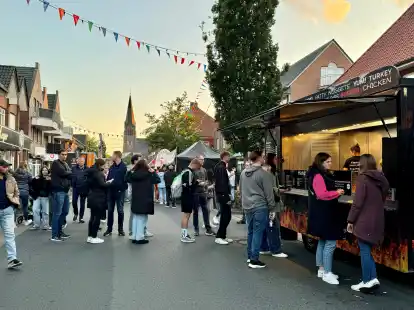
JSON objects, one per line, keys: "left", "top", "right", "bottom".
{"left": 146, "top": 45, "right": 150, "bottom": 53}
{"left": 88, "top": 21, "right": 93, "bottom": 32}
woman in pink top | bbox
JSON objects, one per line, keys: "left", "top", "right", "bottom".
{"left": 306, "top": 152, "right": 345, "bottom": 285}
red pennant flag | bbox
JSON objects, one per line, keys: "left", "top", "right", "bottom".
{"left": 174, "top": 55, "right": 178, "bottom": 64}
{"left": 197, "top": 63, "right": 201, "bottom": 70}
{"left": 189, "top": 60, "right": 195, "bottom": 66}
{"left": 181, "top": 57, "right": 185, "bottom": 65}
{"left": 58, "top": 8, "right": 65, "bottom": 20}
{"left": 73, "top": 14, "right": 79, "bottom": 26}
{"left": 136, "top": 41, "right": 141, "bottom": 49}
{"left": 125, "top": 37, "right": 130, "bottom": 46}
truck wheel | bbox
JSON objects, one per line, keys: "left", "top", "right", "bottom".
{"left": 280, "top": 227, "right": 297, "bottom": 240}
{"left": 302, "top": 235, "right": 318, "bottom": 253}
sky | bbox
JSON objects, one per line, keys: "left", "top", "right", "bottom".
{"left": 0, "top": 0, "right": 412, "bottom": 151}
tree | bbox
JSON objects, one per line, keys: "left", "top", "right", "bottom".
{"left": 143, "top": 92, "right": 200, "bottom": 152}
{"left": 85, "top": 135, "right": 99, "bottom": 154}
{"left": 203, "top": 0, "right": 284, "bottom": 153}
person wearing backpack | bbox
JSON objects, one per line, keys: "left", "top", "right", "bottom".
{"left": 180, "top": 159, "right": 202, "bottom": 243}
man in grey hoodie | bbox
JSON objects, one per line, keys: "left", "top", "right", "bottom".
{"left": 239, "top": 151, "right": 276, "bottom": 269}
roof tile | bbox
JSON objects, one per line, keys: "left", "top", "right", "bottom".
{"left": 0, "top": 65, "right": 16, "bottom": 89}
{"left": 47, "top": 94, "right": 57, "bottom": 110}
{"left": 336, "top": 4, "right": 414, "bottom": 83}
{"left": 15, "top": 66, "right": 36, "bottom": 97}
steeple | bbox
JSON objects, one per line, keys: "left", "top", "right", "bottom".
{"left": 125, "top": 94, "right": 136, "bottom": 126}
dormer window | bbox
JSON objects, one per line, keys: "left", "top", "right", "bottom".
{"left": 320, "top": 62, "right": 344, "bottom": 87}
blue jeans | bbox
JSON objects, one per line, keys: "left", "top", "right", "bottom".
{"left": 51, "top": 192, "right": 70, "bottom": 238}
{"left": 20, "top": 195, "right": 29, "bottom": 221}
{"left": 107, "top": 190, "right": 125, "bottom": 232}
{"left": 131, "top": 214, "right": 148, "bottom": 241}
{"left": 0, "top": 207, "right": 17, "bottom": 261}
{"left": 358, "top": 239, "right": 377, "bottom": 283}
{"left": 158, "top": 187, "right": 166, "bottom": 204}
{"left": 261, "top": 216, "right": 282, "bottom": 254}
{"left": 72, "top": 188, "right": 87, "bottom": 219}
{"left": 246, "top": 208, "right": 268, "bottom": 261}
{"left": 33, "top": 197, "right": 49, "bottom": 228}
{"left": 193, "top": 193, "right": 211, "bottom": 231}
{"left": 316, "top": 239, "right": 336, "bottom": 273}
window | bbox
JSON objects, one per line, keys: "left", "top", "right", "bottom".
{"left": 8, "top": 113, "right": 16, "bottom": 130}
{"left": 320, "top": 63, "right": 345, "bottom": 87}
{"left": 0, "top": 108, "right": 5, "bottom": 126}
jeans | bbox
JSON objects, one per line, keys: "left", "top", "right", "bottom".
{"left": 261, "top": 216, "right": 282, "bottom": 254}
{"left": 72, "top": 189, "right": 87, "bottom": 219}
{"left": 131, "top": 214, "right": 148, "bottom": 241}
{"left": 20, "top": 195, "right": 29, "bottom": 221}
{"left": 0, "top": 207, "right": 17, "bottom": 261}
{"left": 193, "top": 193, "right": 211, "bottom": 231}
{"left": 246, "top": 208, "right": 268, "bottom": 261}
{"left": 51, "top": 192, "right": 70, "bottom": 238}
{"left": 166, "top": 186, "right": 175, "bottom": 206}
{"left": 216, "top": 196, "right": 231, "bottom": 239}
{"left": 107, "top": 190, "right": 125, "bottom": 232}
{"left": 316, "top": 239, "right": 337, "bottom": 273}
{"left": 158, "top": 187, "right": 166, "bottom": 204}
{"left": 88, "top": 209, "right": 104, "bottom": 238}
{"left": 33, "top": 197, "right": 49, "bottom": 228}
{"left": 358, "top": 239, "right": 377, "bottom": 283}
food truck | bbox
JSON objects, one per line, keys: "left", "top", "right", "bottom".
{"left": 221, "top": 65, "right": 414, "bottom": 273}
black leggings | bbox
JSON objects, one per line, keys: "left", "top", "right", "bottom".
{"left": 88, "top": 209, "right": 104, "bottom": 238}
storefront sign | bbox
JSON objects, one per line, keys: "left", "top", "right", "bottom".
{"left": 0, "top": 126, "right": 31, "bottom": 150}
{"left": 298, "top": 66, "right": 400, "bottom": 102}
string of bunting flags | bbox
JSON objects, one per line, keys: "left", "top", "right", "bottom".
{"left": 26, "top": 0, "right": 208, "bottom": 71}
{"left": 67, "top": 120, "right": 124, "bottom": 139}
{"left": 184, "top": 78, "right": 209, "bottom": 119}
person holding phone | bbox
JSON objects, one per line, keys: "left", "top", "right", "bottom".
{"left": 307, "top": 152, "right": 345, "bottom": 285}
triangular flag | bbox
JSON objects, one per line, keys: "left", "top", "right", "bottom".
{"left": 204, "top": 64, "right": 207, "bottom": 72}
{"left": 156, "top": 49, "right": 160, "bottom": 56}
{"left": 189, "top": 60, "right": 195, "bottom": 66}
{"left": 136, "top": 41, "right": 141, "bottom": 49}
{"left": 26, "top": 0, "right": 30, "bottom": 5}
{"left": 125, "top": 37, "right": 130, "bottom": 46}
{"left": 181, "top": 57, "right": 185, "bottom": 65}
{"left": 88, "top": 21, "right": 93, "bottom": 32}
{"left": 166, "top": 52, "right": 170, "bottom": 58}
{"left": 146, "top": 45, "right": 150, "bottom": 53}
{"left": 197, "top": 63, "right": 201, "bottom": 70}
{"left": 43, "top": 1, "right": 49, "bottom": 11}
{"left": 101, "top": 27, "right": 106, "bottom": 37}
{"left": 114, "top": 32, "right": 118, "bottom": 42}
{"left": 58, "top": 8, "right": 65, "bottom": 20}
{"left": 73, "top": 14, "right": 79, "bottom": 26}
{"left": 174, "top": 55, "right": 178, "bottom": 64}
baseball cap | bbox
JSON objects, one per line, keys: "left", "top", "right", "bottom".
{"left": 0, "top": 159, "right": 12, "bottom": 167}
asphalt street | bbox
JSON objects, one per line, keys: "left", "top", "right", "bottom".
{"left": 1, "top": 204, "right": 414, "bottom": 310}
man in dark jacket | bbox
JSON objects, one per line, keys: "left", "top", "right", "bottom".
{"left": 104, "top": 151, "right": 128, "bottom": 237}
{"left": 164, "top": 165, "right": 177, "bottom": 208}
{"left": 72, "top": 157, "right": 88, "bottom": 223}
{"left": 50, "top": 149, "right": 72, "bottom": 242}
{"left": 214, "top": 151, "right": 232, "bottom": 245}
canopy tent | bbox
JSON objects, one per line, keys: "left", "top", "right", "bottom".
{"left": 177, "top": 141, "right": 220, "bottom": 160}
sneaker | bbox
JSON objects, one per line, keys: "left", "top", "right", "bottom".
{"left": 51, "top": 237, "right": 64, "bottom": 242}
{"left": 172, "top": 205, "right": 177, "bottom": 209}
{"left": 42, "top": 226, "right": 52, "bottom": 231}
{"left": 89, "top": 237, "right": 104, "bottom": 244}
{"left": 247, "top": 259, "right": 251, "bottom": 263}
{"left": 248, "top": 260, "right": 266, "bottom": 269}
{"left": 73, "top": 215, "right": 78, "bottom": 222}
{"left": 181, "top": 234, "right": 195, "bottom": 243}
{"left": 100, "top": 219, "right": 107, "bottom": 223}
{"left": 103, "top": 231, "right": 112, "bottom": 237}
{"left": 7, "top": 259, "right": 23, "bottom": 269}
{"left": 194, "top": 231, "right": 200, "bottom": 236}
{"left": 30, "top": 225, "right": 40, "bottom": 230}
{"left": 215, "top": 238, "right": 229, "bottom": 245}
{"left": 135, "top": 239, "right": 149, "bottom": 244}
{"left": 60, "top": 232, "right": 71, "bottom": 239}
{"left": 260, "top": 251, "right": 271, "bottom": 255}
{"left": 272, "top": 252, "right": 288, "bottom": 258}
{"left": 352, "top": 278, "right": 380, "bottom": 293}
{"left": 62, "top": 223, "right": 67, "bottom": 230}
{"left": 317, "top": 270, "right": 339, "bottom": 279}
{"left": 119, "top": 231, "right": 125, "bottom": 237}
{"left": 160, "top": 202, "right": 164, "bottom": 205}
{"left": 225, "top": 238, "right": 233, "bottom": 243}
{"left": 144, "top": 231, "right": 154, "bottom": 238}
{"left": 212, "top": 216, "right": 220, "bottom": 225}
{"left": 79, "top": 219, "right": 85, "bottom": 224}
{"left": 205, "top": 229, "right": 215, "bottom": 236}
{"left": 24, "top": 219, "right": 32, "bottom": 226}
{"left": 237, "top": 219, "right": 246, "bottom": 224}
{"left": 164, "top": 204, "right": 169, "bottom": 208}
{"left": 322, "top": 272, "right": 340, "bottom": 285}
{"left": 87, "top": 237, "right": 92, "bottom": 243}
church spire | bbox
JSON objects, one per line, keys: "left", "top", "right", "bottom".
{"left": 125, "top": 94, "right": 136, "bottom": 126}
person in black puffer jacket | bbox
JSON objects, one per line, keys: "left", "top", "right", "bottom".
{"left": 31, "top": 166, "right": 51, "bottom": 230}
{"left": 14, "top": 162, "right": 33, "bottom": 225}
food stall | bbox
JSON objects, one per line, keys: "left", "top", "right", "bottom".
{"left": 220, "top": 65, "right": 414, "bottom": 273}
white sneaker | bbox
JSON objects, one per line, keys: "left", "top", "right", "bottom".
{"left": 322, "top": 272, "right": 339, "bottom": 285}
{"left": 247, "top": 259, "right": 251, "bottom": 263}
{"left": 100, "top": 219, "right": 106, "bottom": 223}
{"left": 215, "top": 238, "right": 229, "bottom": 245}
{"left": 351, "top": 278, "right": 380, "bottom": 292}
{"left": 260, "top": 251, "right": 271, "bottom": 255}
{"left": 30, "top": 225, "right": 40, "bottom": 230}
{"left": 317, "top": 270, "right": 339, "bottom": 279}
{"left": 272, "top": 252, "right": 288, "bottom": 258}
{"left": 24, "top": 219, "right": 32, "bottom": 226}
{"left": 160, "top": 202, "right": 164, "bottom": 205}
{"left": 213, "top": 216, "right": 220, "bottom": 225}
{"left": 90, "top": 237, "right": 104, "bottom": 244}
{"left": 225, "top": 238, "right": 233, "bottom": 243}
{"left": 145, "top": 231, "right": 154, "bottom": 238}
{"left": 87, "top": 237, "right": 92, "bottom": 243}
